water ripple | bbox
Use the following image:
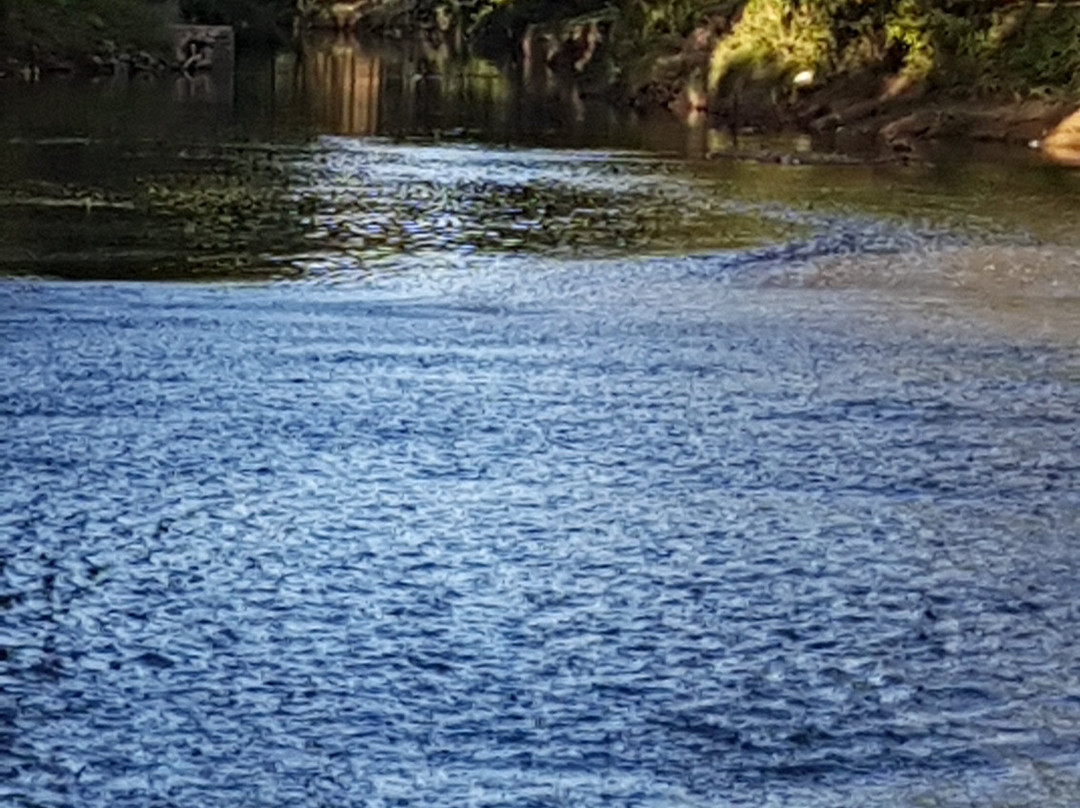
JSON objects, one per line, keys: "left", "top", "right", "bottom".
{"left": 3, "top": 253, "right": 1080, "bottom": 807}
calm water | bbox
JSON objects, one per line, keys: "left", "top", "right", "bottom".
{"left": 4, "top": 35, "right": 1080, "bottom": 808}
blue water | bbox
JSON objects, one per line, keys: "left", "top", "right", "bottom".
{"left": 4, "top": 202, "right": 1080, "bottom": 807}
{"left": 4, "top": 50, "right": 1080, "bottom": 803}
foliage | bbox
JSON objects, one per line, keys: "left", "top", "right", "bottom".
{"left": 709, "top": 0, "right": 833, "bottom": 91}
{"left": 2, "top": 0, "right": 171, "bottom": 61}
{"left": 996, "top": 2, "right": 1080, "bottom": 92}
{"left": 621, "top": 0, "right": 718, "bottom": 38}
{"left": 362, "top": 0, "right": 1080, "bottom": 99}
{"left": 706, "top": 0, "right": 1080, "bottom": 97}
{"left": 468, "top": 0, "right": 612, "bottom": 40}
{"left": 7, "top": 0, "right": 1080, "bottom": 98}
{"left": 0, "top": 0, "right": 297, "bottom": 61}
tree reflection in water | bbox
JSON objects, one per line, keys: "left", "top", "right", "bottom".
{"left": 273, "top": 32, "right": 635, "bottom": 145}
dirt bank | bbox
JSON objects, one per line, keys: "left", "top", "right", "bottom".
{"left": 632, "top": 57, "right": 1079, "bottom": 164}
{"left": 766, "top": 80, "right": 1072, "bottom": 154}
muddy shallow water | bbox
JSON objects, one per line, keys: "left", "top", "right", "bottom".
{"left": 3, "top": 36, "right": 1080, "bottom": 808}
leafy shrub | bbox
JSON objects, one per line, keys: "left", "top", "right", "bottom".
{"left": 709, "top": 0, "right": 833, "bottom": 91}
{"left": 705, "top": 0, "right": 1080, "bottom": 99}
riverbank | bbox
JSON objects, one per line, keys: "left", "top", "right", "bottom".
{"left": 369, "top": 0, "right": 1080, "bottom": 162}
{"left": 685, "top": 73, "right": 1076, "bottom": 156}
{"left": 623, "top": 17, "right": 1078, "bottom": 156}
{"left": 7, "top": 0, "right": 1080, "bottom": 163}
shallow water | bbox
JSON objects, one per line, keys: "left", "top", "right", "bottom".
{"left": 3, "top": 35, "right": 1080, "bottom": 808}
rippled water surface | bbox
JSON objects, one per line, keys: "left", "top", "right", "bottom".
{"left": 4, "top": 36, "right": 1080, "bottom": 808}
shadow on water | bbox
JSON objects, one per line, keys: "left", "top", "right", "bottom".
{"left": 0, "top": 32, "right": 676, "bottom": 149}
{"left": 276, "top": 33, "right": 637, "bottom": 147}
{"left": 0, "top": 31, "right": 1078, "bottom": 283}
{"left": 0, "top": 33, "right": 804, "bottom": 282}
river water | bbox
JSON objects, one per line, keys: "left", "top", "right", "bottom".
{"left": 3, "top": 36, "right": 1080, "bottom": 808}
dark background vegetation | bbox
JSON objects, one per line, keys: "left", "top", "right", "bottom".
{"left": 461, "top": 0, "right": 1080, "bottom": 96}
{"left": 3, "top": 1, "right": 1080, "bottom": 99}
{"left": 0, "top": 0, "right": 293, "bottom": 62}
